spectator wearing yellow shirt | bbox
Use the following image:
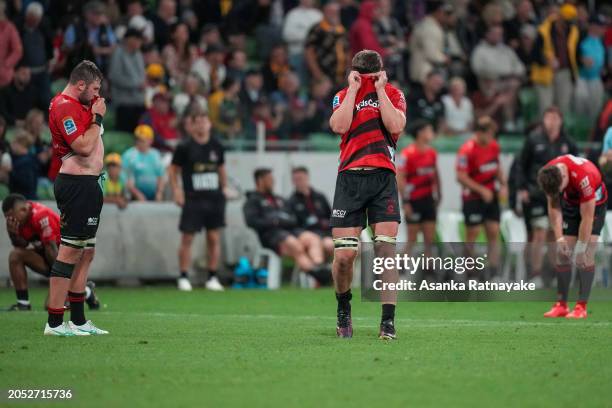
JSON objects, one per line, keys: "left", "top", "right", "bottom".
{"left": 103, "top": 153, "right": 128, "bottom": 209}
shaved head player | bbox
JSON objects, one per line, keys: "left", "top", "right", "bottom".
{"left": 45, "top": 60, "right": 108, "bottom": 336}
{"left": 329, "top": 50, "right": 406, "bottom": 339}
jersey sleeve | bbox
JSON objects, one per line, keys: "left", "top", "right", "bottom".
{"left": 171, "top": 143, "right": 186, "bottom": 167}
{"left": 579, "top": 174, "right": 597, "bottom": 203}
{"left": 389, "top": 88, "right": 407, "bottom": 113}
{"left": 52, "top": 103, "right": 87, "bottom": 145}
{"left": 456, "top": 144, "right": 470, "bottom": 173}
{"left": 34, "top": 212, "right": 60, "bottom": 245}
{"left": 332, "top": 89, "right": 347, "bottom": 112}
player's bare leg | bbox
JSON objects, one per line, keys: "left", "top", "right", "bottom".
{"left": 332, "top": 226, "right": 361, "bottom": 338}
{"left": 372, "top": 222, "right": 399, "bottom": 340}
{"left": 7, "top": 248, "right": 49, "bottom": 311}
{"left": 484, "top": 221, "right": 501, "bottom": 280}
{"left": 178, "top": 233, "right": 194, "bottom": 291}
{"left": 204, "top": 229, "right": 224, "bottom": 291}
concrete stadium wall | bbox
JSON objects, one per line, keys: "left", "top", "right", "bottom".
{"left": 0, "top": 153, "right": 514, "bottom": 280}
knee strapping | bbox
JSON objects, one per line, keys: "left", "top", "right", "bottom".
{"left": 373, "top": 235, "right": 397, "bottom": 244}
{"left": 333, "top": 237, "right": 359, "bottom": 251}
{"left": 61, "top": 236, "right": 96, "bottom": 249}
{"left": 50, "top": 260, "right": 75, "bottom": 279}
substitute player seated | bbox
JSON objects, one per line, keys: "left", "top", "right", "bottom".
{"left": 456, "top": 116, "right": 507, "bottom": 280}
{"left": 243, "top": 168, "right": 331, "bottom": 285}
{"left": 2, "top": 194, "right": 99, "bottom": 311}
{"left": 538, "top": 154, "right": 608, "bottom": 319}
{"left": 397, "top": 120, "right": 440, "bottom": 268}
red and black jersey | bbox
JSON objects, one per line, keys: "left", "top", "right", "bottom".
{"left": 397, "top": 144, "right": 437, "bottom": 201}
{"left": 456, "top": 138, "right": 500, "bottom": 201}
{"left": 48, "top": 94, "right": 94, "bottom": 180}
{"left": 545, "top": 154, "right": 608, "bottom": 206}
{"left": 18, "top": 202, "right": 61, "bottom": 246}
{"left": 333, "top": 75, "right": 406, "bottom": 173}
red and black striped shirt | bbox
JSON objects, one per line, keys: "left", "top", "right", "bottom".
{"left": 333, "top": 76, "right": 406, "bottom": 173}
{"left": 397, "top": 144, "right": 437, "bottom": 201}
{"left": 456, "top": 138, "right": 500, "bottom": 201}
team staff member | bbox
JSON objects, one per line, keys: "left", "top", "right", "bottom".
{"left": 397, "top": 120, "right": 440, "bottom": 264}
{"left": 288, "top": 166, "right": 334, "bottom": 259}
{"left": 456, "top": 116, "right": 507, "bottom": 280}
{"left": 329, "top": 50, "right": 406, "bottom": 340}
{"left": 538, "top": 155, "right": 607, "bottom": 319}
{"left": 2, "top": 194, "right": 99, "bottom": 311}
{"left": 517, "top": 106, "right": 578, "bottom": 281}
{"left": 46, "top": 60, "right": 108, "bottom": 336}
{"left": 169, "top": 104, "right": 226, "bottom": 292}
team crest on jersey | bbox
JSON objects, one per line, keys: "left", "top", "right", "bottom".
{"left": 332, "top": 95, "right": 340, "bottom": 109}
{"left": 62, "top": 117, "right": 77, "bottom": 135}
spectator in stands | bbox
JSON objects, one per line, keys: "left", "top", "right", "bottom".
{"left": 115, "top": 0, "right": 155, "bottom": 45}
{"left": 441, "top": 77, "right": 473, "bottom": 136}
{"left": 173, "top": 73, "right": 207, "bottom": 117}
{"left": 531, "top": 3, "right": 580, "bottom": 116}
{"left": 0, "top": 64, "right": 37, "bottom": 126}
{"left": 23, "top": 109, "right": 51, "bottom": 179}
{"left": 288, "top": 166, "right": 334, "bottom": 259}
{"left": 374, "top": 0, "right": 406, "bottom": 83}
{"left": 282, "top": 0, "right": 322, "bottom": 82}
{"left": 208, "top": 77, "right": 242, "bottom": 140}
{"left": 144, "top": 63, "right": 166, "bottom": 108}
{"left": 516, "top": 24, "right": 537, "bottom": 78}
{"left": 408, "top": 70, "right": 445, "bottom": 131}
{"left": 0, "top": 0, "right": 23, "bottom": 88}
{"left": 63, "top": 1, "right": 117, "bottom": 74}
{"left": 239, "top": 69, "right": 265, "bottom": 121}
{"left": 574, "top": 15, "right": 607, "bottom": 122}
{"left": 18, "top": 2, "right": 52, "bottom": 112}
{"left": 339, "top": 0, "right": 359, "bottom": 30}
{"left": 162, "top": 22, "right": 198, "bottom": 86}
{"left": 302, "top": 76, "right": 333, "bottom": 134}
{"left": 470, "top": 24, "right": 525, "bottom": 132}
{"left": 103, "top": 153, "right": 128, "bottom": 209}
{"left": 8, "top": 130, "right": 37, "bottom": 199}
{"left": 270, "top": 71, "right": 308, "bottom": 139}
{"left": 243, "top": 168, "right": 331, "bottom": 285}
{"left": 349, "top": 0, "right": 386, "bottom": 58}
{"left": 409, "top": 1, "right": 453, "bottom": 84}
{"left": 140, "top": 92, "right": 178, "bottom": 151}
{"left": 108, "top": 28, "right": 145, "bottom": 132}
{"left": 226, "top": 49, "right": 248, "bottom": 82}
{"left": 197, "top": 24, "right": 222, "bottom": 55}
{"left": 191, "top": 43, "right": 227, "bottom": 95}
{"left": 504, "top": 0, "right": 536, "bottom": 50}
{"left": 150, "top": 0, "right": 177, "bottom": 50}
{"left": 0, "top": 115, "right": 10, "bottom": 185}
{"left": 121, "top": 124, "right": 165, "bottom": 202}
{"left": 262, "top": 44, "right": 291, "bottom": 94}
{"left": 304, "top": 1, "right": 348, "bottom": 89}
{"left": 247, "top": 98, "right": 282, "bottom": 142}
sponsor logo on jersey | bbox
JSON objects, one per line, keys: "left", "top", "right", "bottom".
{"left": 332, "top": 209, "right": 346, "bottom": 218}
{"left": 479, "top": 162, "right": 498, "bottom": 173}
{"left": 87, "top": 217, "right": 98, "bottom": 226}
{"left": 62, "top": 117, "right": 77, "bottom": 135}
{"left": 355, "top": 98, "right": 379, "bottom": 112}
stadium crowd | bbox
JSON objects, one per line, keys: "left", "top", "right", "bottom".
{"left": 0, "top": 0, "right": 609, "bottom": 203}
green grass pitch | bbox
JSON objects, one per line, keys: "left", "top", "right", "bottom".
{"left": 1, "top": 288, "right": 611, "bottom": 407}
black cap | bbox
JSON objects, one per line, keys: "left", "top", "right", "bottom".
{"left": 124, "top": 28, "right": 143, "bottom": 39}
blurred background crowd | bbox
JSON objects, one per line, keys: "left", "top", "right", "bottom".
{"left": 0, "top": 0, "right": 609, "bottom": 202}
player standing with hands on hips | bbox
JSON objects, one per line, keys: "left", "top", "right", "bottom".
{"left": 329, "top": 50, "right": 406, "bottom": 339}
{"left": 538, "top": 154, "right": 608, "bottom": 319}
{"left": 45, "top": 61, "right": 108, "bottom": 336}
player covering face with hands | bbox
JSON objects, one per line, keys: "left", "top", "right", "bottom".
{"left": 538, "top": 155, "right": 608, "bottom": 319}
{"left": 329, "top": 50, "right": 406, "bottom": 340}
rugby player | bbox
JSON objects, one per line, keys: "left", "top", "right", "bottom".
{"left": 329, "top": 50, "right": 406, "bottom": 339}
{"left": 46, "top": 60, "right": 108, "bottom": 336}
{"left": 538, "top": 154, "right": 608, "bottom": 318}
{"left": 397, "top": 120, "right": 440, "bottom": 266}
{"left": 2, "top": 194, "right": 99, "bottom": 311}
{"left": 169, "top": 104, "right": 225, "bottom": 292}
{"left": 456, "top": 116, "right": 507, "bottom": 280}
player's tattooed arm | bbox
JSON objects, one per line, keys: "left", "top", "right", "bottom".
{"left": 44, "top": 242, "right": 59, "bottom": 266}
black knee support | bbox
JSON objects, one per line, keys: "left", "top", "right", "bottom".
{"left": 50, "top": 260, "right": 75, "bottom": 279}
